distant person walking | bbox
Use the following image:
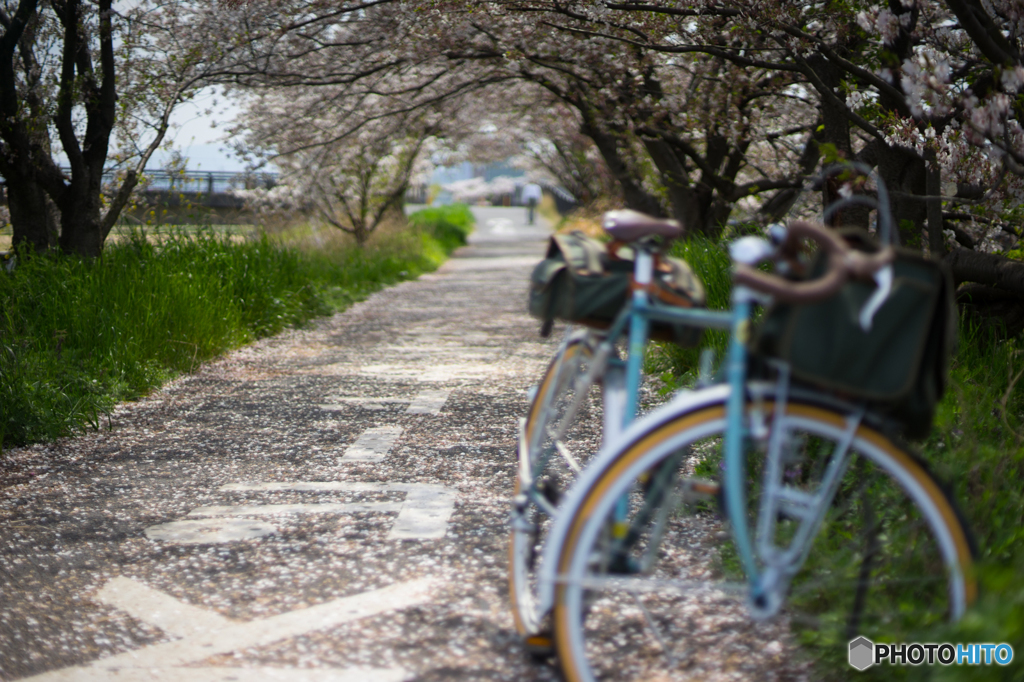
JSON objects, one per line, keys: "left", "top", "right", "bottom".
{"left": 522, "top": 183, "right": 542, "bottom": 225}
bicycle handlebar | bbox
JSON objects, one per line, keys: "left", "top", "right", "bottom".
{"left": 732, "top": 220, "right": 895, "bottom": 304}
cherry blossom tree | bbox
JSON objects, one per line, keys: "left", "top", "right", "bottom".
{"left": 407, "top": 1, "right": 817, "bottom": 237}
{"left": 223, "top": 0, "right": 1024, "bottom": 327}
{"left": 451, "top": 0, "right": 1024, "bottom": 329}
{"left": 0, "top": 0, "right": 449, "bottom": 257}
{"left": 0, "top": 1, "right": 286, "bottom": 256}
{"left": 236, "top": 91, "right": 438, "bottom": 245}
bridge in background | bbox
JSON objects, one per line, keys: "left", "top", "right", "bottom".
{"left": 2, "top": 169, "right": 577, "bottom": 226}
{"left": 135, "top": 169, "right": 278, "bottom": 195}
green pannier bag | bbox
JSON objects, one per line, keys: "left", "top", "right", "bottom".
{"left": 528, "top": 231, "right": 706, "bottom": 346}
{"left": 753, "top": 235, "right": 955, "bottom": 439}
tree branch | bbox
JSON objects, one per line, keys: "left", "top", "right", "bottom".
{"left": 946, "top": 246, "right": 1024, "bottom": 296}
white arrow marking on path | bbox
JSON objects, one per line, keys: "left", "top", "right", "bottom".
{"left": 96, "top": 577, "right": 235, "bottom": 639}
{"left": 343, "top": 426, "right": 403, "bottom": 462}
{"left": 143, "top": 482, "right": 455, "bottom": 544}
{"left": 22, "top": 577, "right": 435, "bottom": 681}
{"left": 486, "top": 218, "right": 516, "bottom": 235}
{"left": 218, "top": 482, "right": 456, "bottom": 540}
{"left": 144, "top": 518, "right": 278, "bottom": 544}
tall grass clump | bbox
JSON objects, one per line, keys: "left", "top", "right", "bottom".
{"left": 647, "top": 234, "right": 732, "bottom": 387}
{"left": 406, "top": 203, "right": 475, "bottom": 251}
{"left": 0, "top": 207, "right": 472, "bottom": 451}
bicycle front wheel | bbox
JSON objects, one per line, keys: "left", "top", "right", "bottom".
{"left": 552, "top": 396, "right": 976, "bottom": 682}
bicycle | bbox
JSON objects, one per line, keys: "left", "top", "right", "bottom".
{"left": 530, "top": 219, "right": 977, "bottom": 681}
{"left": 510, "top": 210, "right": 728, "bottom": 649}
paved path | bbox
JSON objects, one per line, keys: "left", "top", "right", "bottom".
{"left": 0, "top": 207, "right": 562, "bottom": 681}
{"left": 1, "top": 207, "right": 806, "bottom": 682}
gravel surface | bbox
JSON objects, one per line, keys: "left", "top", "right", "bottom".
{"left": 0, "top": 207, "right": 809, "bottom": 681}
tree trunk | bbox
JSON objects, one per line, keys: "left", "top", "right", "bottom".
{"left": 579, "top": 119, "right": 664, "bottom": 217}
{"left": 872, "top": 141, "right": 927, "bottom": 248}
{"left": 641, "top": 137, "right": 700, "bottom": 230}
{"left": 957, "top": 284, "right": 1024, "bottom": 338}
{"left": 946, "top": 247, "right": 1024, "bottom": 295}
{"left": 761, "top": 132, "right": 821, "bottom": 222}
{"left": 57, "top": 211, "right": 104, "bottom": 257}
{"left": 7, "top": 174, "right": 57, "bottom": 252}
{"left": 56, "top": 170, "right": 105, "bottom": 257}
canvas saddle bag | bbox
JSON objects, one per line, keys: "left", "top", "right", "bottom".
{"left": 753, "top": 232, "right": 955, "bottom": 438}
{"left": 528, "top": 231, "right": 706, "bottom": 345}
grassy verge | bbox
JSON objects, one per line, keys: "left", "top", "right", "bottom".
{"left": 0, "top": 205, "right": 473, "bottom": 451}
{"left": 906, "top": 328, "right": 1024, "bottom": 680}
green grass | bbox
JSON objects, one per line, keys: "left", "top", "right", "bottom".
{"left": 406, "top": 203, "right": 475, "bottom": 252}
{"left": 0, "top": 205, "right": 473, "bottom": 451}
{"left": 903, "top": 327, "right": 1024, "bottom": 680}
{"left": 647, "top": 234, "right": 733, "bottom": 387}
{"left": 795, "top": 326, "right": 1024, "bottom": 680}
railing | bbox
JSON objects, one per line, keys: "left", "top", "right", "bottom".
{"left": 130, "top": 169, "right": 278, "bottom": 194}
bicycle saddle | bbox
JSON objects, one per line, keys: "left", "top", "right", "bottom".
{"left": 603, "top": 209, "right": 682, "bottom": 242}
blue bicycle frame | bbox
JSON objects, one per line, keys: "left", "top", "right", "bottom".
{"left": 599, "top": 267, "right": 765, "bottom": 602}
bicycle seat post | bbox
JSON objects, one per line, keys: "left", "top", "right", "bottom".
{"left": 623, "top": 240, "right": 655, "bottom": 427}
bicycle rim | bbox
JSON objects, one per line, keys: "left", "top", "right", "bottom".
{"left": 552, "top": 400, "right": 975, "bottom": 682}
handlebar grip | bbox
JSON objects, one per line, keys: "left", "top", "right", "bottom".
{"left": 843, "top": 247, "right": 896, "bottom": 278}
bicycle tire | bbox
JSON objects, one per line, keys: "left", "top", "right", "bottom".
{"left": 510, "top": 334, "right": 603, "bottom": 643}
{"left": 552, "top": 396, "right": 976, "bottom": 682}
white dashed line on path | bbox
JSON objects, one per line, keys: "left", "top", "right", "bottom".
{"left": 486, "top": 218, "right": 516, "bottom": 235}
{"left": 187, "top": 502, "right": 404, "bottom": 517}
{"left": 343, "top": 426, "right": 403, "bottom": 462}
{"left": 317, "top": 398, "right": 408, "bottom": 411}
{"left": 405, "top": 388, "right": 451, "bottom": 415}
{"left": 316, "top": 389, "right": 450, "bottom": 416}
{"left": 23, "top": 578, "right": 436, "bottom": 681}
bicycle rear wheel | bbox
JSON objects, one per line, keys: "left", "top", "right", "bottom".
{"left": 552, "top": 396, "right": 976, "bottom": 682}
{"left": 510, "top": 334, "right": 604, "bottom": 642}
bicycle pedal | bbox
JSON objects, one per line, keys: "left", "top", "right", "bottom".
{"left": 682, "top": 478, "right": 720, "bottom": 501}
{"left": 524, "top": 633, "right": 555, "bottom": 658}
{"left": 608, "top": 553, "right": 641, "bottom": 575}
